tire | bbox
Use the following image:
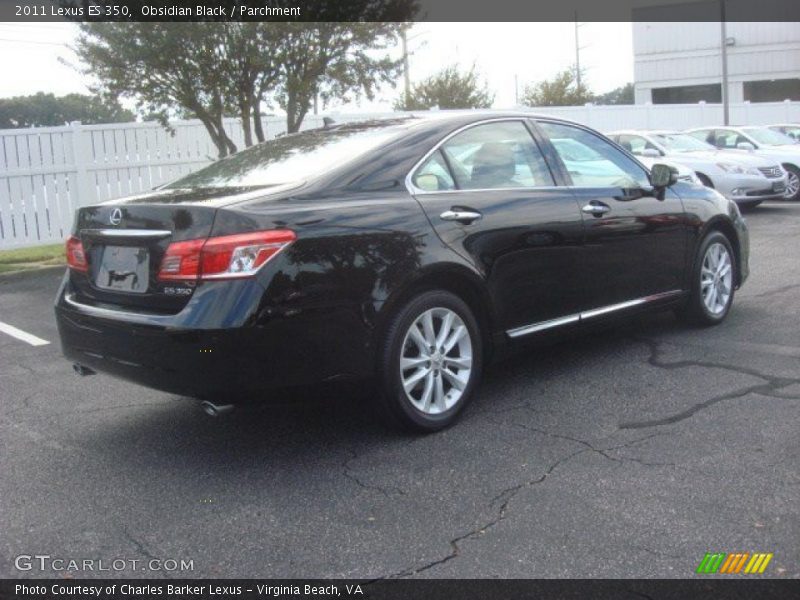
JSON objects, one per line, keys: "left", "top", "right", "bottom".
{"left": 676, "top": 231, "right": 736, "bottom": 326}
{"left": 696, "top": 173, "right": 714, "bottom": 188}
{"left": 377, "top": 290, "right": 483, "bottom": 432}
{"left": 783, "top": 164, "right": 800, "bottom": 201}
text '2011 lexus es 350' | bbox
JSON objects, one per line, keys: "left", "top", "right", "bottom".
{"left": 56, "top": 113, "right": 749, "bottom": 431}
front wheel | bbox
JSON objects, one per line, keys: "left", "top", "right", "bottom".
{"left": 377, "top": 290, "right": 482, "bottom": 432}
{"left": 783, "top": 164, "right": 800, "bottom": 201}
{"left": 677, "top": 231, "right": 735, "bottom": 326}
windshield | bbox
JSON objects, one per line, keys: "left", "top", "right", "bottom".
{"left": 652, "top": 133, "right": 713, "bottom": 152}
{"left": 741, "top": 127, "right": 796, "bottom": 146}
{"left": 164, "top": 119, "right": 412, "bottom": 189}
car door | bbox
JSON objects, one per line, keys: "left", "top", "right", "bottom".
{"left": 534, "top": 119, "right": 688, "bottom": 311}
{"left": 408, "top": 119, "right": 586, "bottom": 333}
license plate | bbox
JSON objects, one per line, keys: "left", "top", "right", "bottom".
{"left": 773, "top": 181, "right": 786, "bottom": 193}
{"left": 95, "top": 246, "right": 149, "bottom": 293}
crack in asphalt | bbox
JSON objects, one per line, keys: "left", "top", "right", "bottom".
{"left": 368, "top": 447, "right": 590, "bottom": 581}
{"left": 369, "top": 427, "right": 670, "bottom": 580}
{"left": 619, "top": 337, "right": 800, "bottom": 429}
{"left": 747, "top": 282, "right": 800, "bottom": 300}
{"left": 495, "top": 419, "right": 675, "bottom": 478}
{"left": 342, "top": 449, "right": 407, "bottom": 498}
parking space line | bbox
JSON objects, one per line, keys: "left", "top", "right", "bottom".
{"left": 0, "top": 321, "right": 50, "bottom": 346}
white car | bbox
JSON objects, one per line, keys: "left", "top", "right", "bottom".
{"left": 687, "top": 126, "right": 800, "bottom": 200}
{"left": 608, "top": 130, "right": 787, "bottom": 208}
{"left": 768, "top": 124, "right": 800, "bottom": 142}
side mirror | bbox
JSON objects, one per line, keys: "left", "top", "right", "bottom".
{"left": 650, "top": 163, "right": 679, "bottom": 188}
{"left": 737, "top": 141, "right": 756, "bottom": 151}
{"left": 640, "top": 148, "right": 661, "bottom": 158}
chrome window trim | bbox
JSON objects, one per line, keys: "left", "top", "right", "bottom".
{"left": 81, "top": 229, "right": 172, "bottom": 239}
{"left": 404, "top": 117, "right": 555, "bottom": 196}
{"left": 505, "top": 290, "right": 684, "bottom": 339}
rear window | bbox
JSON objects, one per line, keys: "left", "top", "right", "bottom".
{"left": 164, "top": 119, "right": 412, "bottom": 189}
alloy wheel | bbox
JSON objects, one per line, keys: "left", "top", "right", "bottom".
{"left": 785, "top": 170, "right": 800, "bottom": 199}
{"left": 400, "top": 307, "right": 473, "bottom": 415}
{"left": 701, "top": 242, "right": 733, "bottom": 315}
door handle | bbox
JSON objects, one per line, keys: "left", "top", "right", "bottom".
{"left": 440, "top": 209, "right": 483, "bottom": 224}
{"left": 581, "top": 202, "right": 611, "bottom": 216}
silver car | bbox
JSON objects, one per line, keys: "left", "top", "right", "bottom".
{"left": 768, "top": 124, "right": 800, "bottom": 142}
{"left": 687, "top": 126, "right": 800, "bottom": 200}
{"left": 609, "top": 130, "right": 787, "bottom": 208}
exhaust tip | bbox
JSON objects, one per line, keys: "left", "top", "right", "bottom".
{"left": 73, "top": 363, "right": 96, "bottom": 377}
{"left": 200, "top": 401, "right": 235, "bottom": 417}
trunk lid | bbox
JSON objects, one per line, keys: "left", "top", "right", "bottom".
{"left": 71, "top": 202, "right": 217, "bottom": 313}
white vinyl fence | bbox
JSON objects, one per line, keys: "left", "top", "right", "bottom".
{"left": 1, "top": 101, "right": 799, "bottom": 250}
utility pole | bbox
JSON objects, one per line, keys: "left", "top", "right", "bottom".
{"left": 720, "top": 0, "right": 730, "bottom": 125}
{"left": 575, "top": 16, "right": 581, "bottom": 93}
{"left": 515, "top": 74, "right": 519, "bottom": 105}
{"left": 401, "top": 29, "right": 411, "bottom": 106}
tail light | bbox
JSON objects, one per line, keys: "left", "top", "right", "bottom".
{"left": 66, "top": 236, "right": 88, "bottom": 272}
{"left": 158, "top": 230, "right": 296, "bottom": 281}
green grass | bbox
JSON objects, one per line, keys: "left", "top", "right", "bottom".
{"left": 0, "top": 243, "right": 65, "bottom": 274}
{"left": 0, "top": 243, "right": 65, "bottom": 265}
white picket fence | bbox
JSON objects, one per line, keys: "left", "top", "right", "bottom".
{"left": 1, "top": 101, "right": 799, "bottom": 250}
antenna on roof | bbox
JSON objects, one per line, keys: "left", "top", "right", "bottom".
{"left": 323, "top": 117, "right": 336, "bottom": 128}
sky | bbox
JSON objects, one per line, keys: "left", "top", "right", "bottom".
{"left": 0, "top": 22, "right": 634, "bottom": 112}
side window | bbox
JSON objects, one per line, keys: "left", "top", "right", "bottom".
{"left": 439, "top": 121, "right": 554, "bottom": 190}
{"left": 714, "top": 130, "right": 740, "bottom": 149}
{"left": 539, "top": 121, "right": 650, "bottom": 188}
{"left": 617, "top": 134, "right": 658, "bottom": 156}
{"left": 688, "top": 130, "right": 715, "bottom": 146}
{"left": 412, "top": 150, "right": 456, "bottom": 192}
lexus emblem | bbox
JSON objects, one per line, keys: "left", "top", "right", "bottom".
{"left": 109, "top": 208, "right": 123, "bottom": 226}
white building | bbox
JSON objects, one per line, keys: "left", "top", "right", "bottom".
{"left": 633, "top": 22, "right": 800, "bottom": 104}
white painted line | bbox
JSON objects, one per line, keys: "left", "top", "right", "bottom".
{"left": 0, "top": 321, "right": 50, "bottom": 346}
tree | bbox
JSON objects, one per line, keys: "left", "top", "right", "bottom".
{"left": 0, "top": 92, "right": 135, "bottom": 128}
{"left": 73, "top": 18, "right": 414, "bottom": 155}
{"left": 393, "top": 64, "right": 494, "bottom": 111}
{"left": 520, "top": 66, "right": 594, "bottom": 107}
{"left": 277, "top": 23, "right": 407, "bottom": 133}
{"left": 594, "top": 83, "right": 635, "bottom": 105}
{"left": 74, "top": 23, "right": 241, "bottom": 158}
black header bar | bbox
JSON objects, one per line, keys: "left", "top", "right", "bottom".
{"left": 1, "top": 0, "right": 799, "bottom": 22}
{"left": 3, "top": 579, "right": 800, "bottom": 600}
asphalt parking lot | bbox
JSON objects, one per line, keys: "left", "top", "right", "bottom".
{"left": 1, "top": 202, "right": 798, "bottom": 580}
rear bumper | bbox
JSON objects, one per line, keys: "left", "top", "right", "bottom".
{"left": 54, "top": 274, "right": 373, "bottom": 402}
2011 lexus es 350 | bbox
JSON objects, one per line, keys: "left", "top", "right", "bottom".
{"left": 55, "top": 113, "right": 749, "bottom": 431}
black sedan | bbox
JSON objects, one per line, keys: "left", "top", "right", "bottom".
{"left": 55, "top": 113, "right": 749, "bottom": 431}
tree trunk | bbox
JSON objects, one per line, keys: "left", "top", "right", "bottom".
{"left": 240, "top": 95, "right": 253, "bottom": 148}
{"left": 252, "top": 95, "right": 265, "bottom": 143}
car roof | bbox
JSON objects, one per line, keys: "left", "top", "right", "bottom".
{"left": 329, "top": 110, "right": 588, "bottom": 135}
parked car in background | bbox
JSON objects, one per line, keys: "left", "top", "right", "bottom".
{"left": 687, "top": 126, "right": 800, "bottom": 200}
{"left": 608, "top": 130, "right": 787, "bottom": 208}
{"left": 56, "top": 113, "right": 749, "bottom": 432}
{"left": 550, "top": 136, "right": 701, "bottom": 187}
{"left": 768, "top": 124, "right": 800, "bottom": 141}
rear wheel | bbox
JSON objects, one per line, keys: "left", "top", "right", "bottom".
{"left": 676, "top": 231, "right": 735, "bottom": 326}
{"left": 783, "top": 164, "right": 800, "bottom": 201}
{"left": 377, "top": 290, "right": 482, "bottom": 432}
